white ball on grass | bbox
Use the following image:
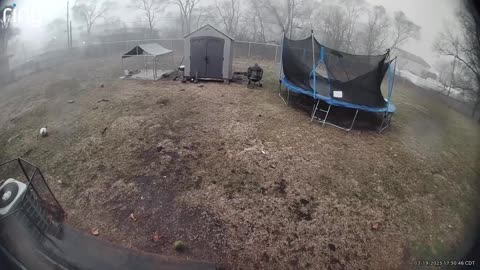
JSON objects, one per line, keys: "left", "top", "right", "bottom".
{"left": 39, "top": 127, "right": 48, "bottom": 137}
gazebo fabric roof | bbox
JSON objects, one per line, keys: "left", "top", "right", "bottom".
{"left": 122, "top": 43, "right": 172, "bottom": 58}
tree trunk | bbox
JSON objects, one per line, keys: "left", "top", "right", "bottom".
{"left": 180, "top": 11, "right": 185, "bottom": 36}
{"left": 447, "top": 58, "right": 457, "bottom": 97}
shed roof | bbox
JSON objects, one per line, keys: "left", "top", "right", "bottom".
{"left": 185, "top": 24, "right": 234, "bottom": 41}
{"left": 122, "top": 43, "right": 172, "bottom": 58}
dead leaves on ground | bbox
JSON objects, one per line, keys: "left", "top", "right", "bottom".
{"left": 91, "top": 227, "right": 100, "bottom": 236}
{"left": 152, "top": 231, "right": 160, "bottom": 242}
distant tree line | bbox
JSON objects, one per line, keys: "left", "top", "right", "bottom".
{"left": 434, "top": 0, "right": 480, "bottom": 119}
{"left": 67, "top": 0, "right": 420, "bottom": 54}
{"left": 14, "top": 0, "right": 480, "bottom": 119}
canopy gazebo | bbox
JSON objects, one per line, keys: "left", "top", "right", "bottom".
{"left": 121, "top": 43, "right": 174, "bottom": 80}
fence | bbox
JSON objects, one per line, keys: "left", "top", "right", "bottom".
{"left": 5, "top": 38, "right": 281, "bottom": 83}
{"left": 3, "top": 38, "right": 479, "bottom": 121}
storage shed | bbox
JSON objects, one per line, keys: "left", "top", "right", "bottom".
{"left": 184, "top": 25, "right": 234, "bottom": 82}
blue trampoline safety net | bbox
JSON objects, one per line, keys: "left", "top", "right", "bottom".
{"left": 280, "top": 35, "right": 396, "bottom": 113}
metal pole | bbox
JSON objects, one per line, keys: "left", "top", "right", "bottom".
{"left": 311, "top": 29, "right": 316, "bottom": 98}
{"left": 248, "top": 42, "right": 251, "bottom": 58}
{"left": 67, "top": 1, "right": 70, "bottom": 48}
{"left": 275, "top": 46, "right": 278, "bottom": 62}
{"left": 322, "top": 104, "right": 331, "bottom": 126}
{"left": 311, "top": 100, "right": 320, "bottom": 122}
{"left": 346, "top": 110, "right": 359, "bottom": 131}
{"left": 279, "top": 32, "right": 285, "bottom": 83}
{"left": 69, "top": 21, "right": 72, "bottom": 48}
{"left": 289, "top": 0, "right": 295, "bottom": 39}
{"left": 387, "top": 57, "right": 397, "bottom": 106}
{"left": 278, "top": 32, "right": 287, "bottom": 103}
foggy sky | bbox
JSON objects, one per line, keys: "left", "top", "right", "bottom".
{"left": 4, "top": 0, "right": 464, "bottom": 68}
{"left": 365, "top": 0, "right": 462, "bottom": 66}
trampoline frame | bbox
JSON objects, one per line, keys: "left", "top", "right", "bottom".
{"left": 278, "top": 32, "right": 398, "bottom": 133}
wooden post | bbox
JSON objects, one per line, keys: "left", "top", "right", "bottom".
{"left": 248, "top": 42, "right": 251, "bottom": 58}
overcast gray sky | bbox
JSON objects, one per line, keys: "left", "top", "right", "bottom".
{"left": 365, "top": 0, "right": 462, "bottom": 65}
{"left": 7, "top": 0, "right": 463, "bottom": 67}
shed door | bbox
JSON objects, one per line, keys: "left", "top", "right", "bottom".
{"left": 190, "top": 37, "right": 207, "bottom": 78}
{"left": 205, "top": 37, "right": 224, "bottom": 78}
{"left": 190, "top": 37, "right": 225, "bottom": 79}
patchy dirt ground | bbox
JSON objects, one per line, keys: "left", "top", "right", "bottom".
{"left": 0, "top": 55, "right": 479, "bottom": 270}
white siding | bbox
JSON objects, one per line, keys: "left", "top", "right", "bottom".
{"left": 184, "top": 25, "right": 234, "bottom": 80}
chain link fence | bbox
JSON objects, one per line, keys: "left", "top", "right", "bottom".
{"left": 5, "top": 39, "right": 281, "bottom": 83}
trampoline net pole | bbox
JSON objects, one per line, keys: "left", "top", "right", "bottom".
{"left": 279, "top": 32, "right": 285, "bottom": 85}
{"left": 311, "top": 30, "right": 316, "bottom": 99}
{"left": 387, "top": 58, "right": 397, "bottom": 104}
{"left": 154, "top": 56, "right": 156, "bottom": 80}
{"left": 278, "top": 32, "right": 289, "bottom": 105}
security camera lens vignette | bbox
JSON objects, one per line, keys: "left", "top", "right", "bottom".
{"left": 0, "top": 0, "right": 479, "bottom": 270}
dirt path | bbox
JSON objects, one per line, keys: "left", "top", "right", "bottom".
{"left": 0, "top": 55, "right": 479, "bottom": 270}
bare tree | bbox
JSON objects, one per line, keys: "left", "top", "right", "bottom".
{"left": 231, "top": 0, "right": 266, "bottom": 42}
{"left": 45, "top": 18, "right": 68, "bottom": 49}
{"left": 363, "top": 5, "right": 390, "bottom": 55}
{"left": 46, "top": 18, "right": 67, "bottom": 36}
{"left": 72, "top": 0, "right": 114, "bottom": 36}
{"left": 192, "top": 6, "right": 213, "bottom": 30}
{"left": 168, "top": 0, "right": 201, "bottom": 35}
{"left": 434, "top": 8, "right": 480, "bottom": 118}
{"left": 436, "top": 59, "right": 457, "bottom": 96}
{"left": 259, "top": 0, "right": 307, "bottom": 37}
{"left": 133, "top": 0, "right": 165, "bottom": 37}
{"left": 248, "top": 0, "right": 266, "bottom": 42}
{"left": 259, "top": 0, "right": 293, "bottom": 36}
{"left": 248, "top": 0, "right": 313, "bottom": 41}
{"left": 341, "top": 0, "right": 366, "bottom": 53}
{"left": 390, "top": 11, "right": 420, "bottom": 52}
{"left": 215, "top": 0, "right": 241, "bottom": 38}
{"left": 314, "top": 4, "right": 350, "bottom": 50}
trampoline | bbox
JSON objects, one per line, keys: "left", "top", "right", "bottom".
{"left": 279, "top": 33, "right": 397, "bottom": 132}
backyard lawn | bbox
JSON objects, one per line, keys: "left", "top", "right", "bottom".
{"left": 0, "top": 55, "right": 479, "bottom": 270}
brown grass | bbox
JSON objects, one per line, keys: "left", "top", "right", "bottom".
{"left": 0, "top": 55, "right": 479, "bottom": 270}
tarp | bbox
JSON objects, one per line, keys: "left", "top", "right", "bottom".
{"left": 281, "top": 35, "right": 396, "bottom": 112}
{"left": 122, "top": 43, "right": 172, "bottom": 58}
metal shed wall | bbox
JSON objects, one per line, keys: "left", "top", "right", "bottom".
{"left": 184, "top": 25, "right": 234, "bottom": 80}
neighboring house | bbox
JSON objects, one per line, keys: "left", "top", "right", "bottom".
{"left": 396, "top": 49, "right": 433, "bottom": 79}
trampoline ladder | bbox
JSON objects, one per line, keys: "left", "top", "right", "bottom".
{"left": 278, "top": 82, "right": 289, "bottom": 105}
{"left": 311, "top": 102, "right": 359, "bottom": 132}
{"left": 378, "top": 112, "right": 393, "bottom": 133}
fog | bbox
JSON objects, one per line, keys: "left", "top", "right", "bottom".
{"left": 365, "top": 0, "right": 461, "bottom": 65}
{"left": 0, "top": 0, "right": 467, "bottom": 70}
